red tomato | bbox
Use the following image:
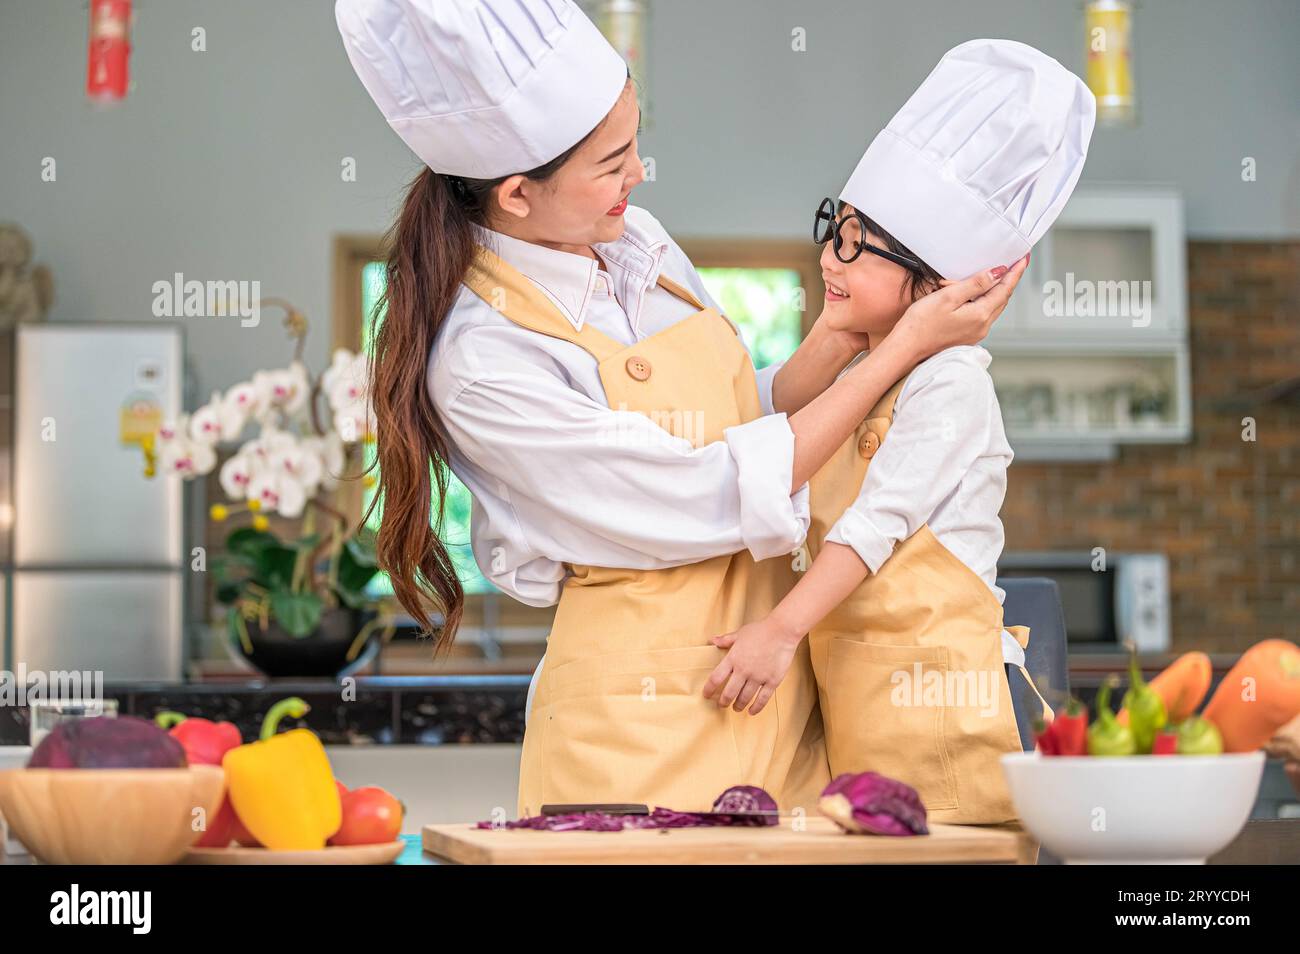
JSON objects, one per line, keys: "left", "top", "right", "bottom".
{"left": 328, "top": 786, "right": 404, "bottom": 846}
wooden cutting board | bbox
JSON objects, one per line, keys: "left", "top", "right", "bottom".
{"left": 422, "top": 816, "right": 1022, "bottom": 865}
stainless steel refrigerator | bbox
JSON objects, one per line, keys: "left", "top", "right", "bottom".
{"left": 4, "top": 324, "right": 185, "bottom": 680}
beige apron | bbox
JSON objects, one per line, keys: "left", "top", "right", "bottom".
{"left": 805, "top": 375, "right": 1052, "bottom": 825}
{"left": 461, "top": 246, "right": 830, "bottom": 817}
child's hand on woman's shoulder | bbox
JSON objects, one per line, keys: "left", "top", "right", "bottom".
{"left": 702, "top": 617, "right": 803, "bottom": 715}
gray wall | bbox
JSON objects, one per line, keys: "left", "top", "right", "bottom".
{"left": 1, "top": 0, "right": 1297, "bottom": 394}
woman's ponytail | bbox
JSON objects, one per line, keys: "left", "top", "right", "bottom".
{"left": 367, "top": 135, "right": 592, "bottom": 649}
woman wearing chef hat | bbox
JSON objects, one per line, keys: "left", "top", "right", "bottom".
{"left": 334, "top": 0, "right": 1025, "bottom": 815}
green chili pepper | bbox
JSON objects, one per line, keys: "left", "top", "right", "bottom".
{"left": 1175, "top": 714, "right": 1224, "bottom": 755}
{"left": 1087, "top": 676, "right": 1138, "bottom": 756}
{"left": 1121, "top": 645, "right": 1167, "bottom": 753}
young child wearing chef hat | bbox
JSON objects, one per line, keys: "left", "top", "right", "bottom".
{"left": 704, "top": 39, "right": 1096, "bottom": 824}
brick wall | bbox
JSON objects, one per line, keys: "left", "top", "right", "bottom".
{"left": 1001, "top": 241, "right": 1299, "bottom": 653}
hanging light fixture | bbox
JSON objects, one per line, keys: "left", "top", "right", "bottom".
{"left": 1084, "top": 0, "right": 1137, "bottom": 125}
{"left": 595, "top": 0, "right": 651, "bottom": 130}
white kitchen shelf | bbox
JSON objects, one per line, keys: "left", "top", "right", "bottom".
{"left": 986, "top": 184, "right": 1191, "bottom": 460}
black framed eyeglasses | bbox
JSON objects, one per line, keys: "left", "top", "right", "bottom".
{"left": 813, "top": 197, "right": 922, "bottom": 271}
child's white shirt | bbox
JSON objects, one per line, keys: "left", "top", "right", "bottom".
{"left": 824, "top": 345, "right": 1024, "bottom": 666}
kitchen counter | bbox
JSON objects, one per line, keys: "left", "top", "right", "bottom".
{"left": 9, "top": 821, "right": 1295, "bottom": 866}
{"left": 0, "top": 675, "right": 530, "bottom": 747}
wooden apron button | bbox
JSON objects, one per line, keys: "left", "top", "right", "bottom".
{"left": 625, "top": 356, "right": 652, "bottom": 381}
{"left": 858, "top": 431, "right": 880, "bottom": 459}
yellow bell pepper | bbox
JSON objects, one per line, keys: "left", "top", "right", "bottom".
{"left": 222, "top": 697, "right": 342, "bottom": 850}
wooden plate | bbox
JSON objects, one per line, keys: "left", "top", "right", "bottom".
{"left": 184, "top": 840, "right": 404, "bottom": 865}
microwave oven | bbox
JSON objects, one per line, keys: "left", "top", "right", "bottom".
{"left": 997, "top": 551, "right": 1170, "bottom": 653}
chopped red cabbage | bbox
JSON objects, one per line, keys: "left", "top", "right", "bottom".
{"left": 711, "top": 784, "right": 778, "bottom": 817}
{"left": 477, "top": 785, "right": 781, "bottom": 831}
{"left": 818, "top": 772, "right": 929, "bottom": 836}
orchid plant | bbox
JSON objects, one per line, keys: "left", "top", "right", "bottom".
{"left": 147, "top": 302, "right": 386, "bottom": 650}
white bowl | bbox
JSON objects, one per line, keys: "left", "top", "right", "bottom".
{"left": 1000, "top": 751, "right": 1265, "bottom": 864}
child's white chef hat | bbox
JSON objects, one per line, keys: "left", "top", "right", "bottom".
{"left": 335, "top": 0, "right": 628, "bottom": 179}
{"left": 840, "top": 38, "right": 1096, "bottom": 279}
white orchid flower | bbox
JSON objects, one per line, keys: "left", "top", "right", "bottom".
{"left": 269, "top": 434, "right": 324, "bottom": 494}
{"left": 189, "top": 392, "right": 231, "bottom": 446}
{"left": 221, "top": 380, "right": 264, "bottom": 430}
{"left": 158, "top": 434, "right": 216, "bottom": 479}
{"left": 254, "top": 361, "right": 309, "bottom": 417}
{"left": 247, "top": 468, "right": 309, "bottom": 519}
{"left": 243, "top": 424, "right": 295, "bottom": 466}
{"left": 322, "top": 349, "right": 369, "bottom": 411}
{"left": 301, "top": 432, "right": 345, "bottom": 491}
{"left": 219, "top": 450, "right": 262, "bottom": 500}
{"left": 333, "top": 398, "right": 376, "bottom": 444}
{"left": 156, "top": 413, "right": 190, "bottom": 446}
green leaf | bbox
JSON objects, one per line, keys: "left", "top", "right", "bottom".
{"left": 337, "top": 533, "right": 380, "bottom": 596}
{"left": 269, "top": 589, "right": 324, "bottom": 638}
{"left": 257, "top": 546, "right": 299, "bottom": 590}
{"left": 215, "top": 581, "right": 243, "bottom": 605}
{"left": 226, "top": 527, "right": 280, "bottom": 557}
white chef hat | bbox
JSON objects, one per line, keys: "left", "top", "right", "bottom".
{"left": 335, "top": 0, "right": 629, "bottom": 179}
{"left": 840, "top": 38, "right": 1096, "bottom": 279}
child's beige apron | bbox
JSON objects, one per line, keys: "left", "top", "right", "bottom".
{"left": 462, "top": 246, "right": 830, "bottom": 817}
{"left": 805, "top": 375, "right": 1052, "bottom": 825}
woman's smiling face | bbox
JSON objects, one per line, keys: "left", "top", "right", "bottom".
{"left": 820, "top": 202, "right": 918, "bottom": 339}
{"left": 489, "top": 80, "right": 645, "bottom": 252}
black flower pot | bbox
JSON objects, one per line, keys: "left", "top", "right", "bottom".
{"left": 240, "top": 607, "right": 379, "bottom": 679}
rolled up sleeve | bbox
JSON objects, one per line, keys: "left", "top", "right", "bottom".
{"left": 725, "top": 411, "right": 810, "bottom": 560}
{"left": 441, "top": 362, "right": 809, "bottom": 592}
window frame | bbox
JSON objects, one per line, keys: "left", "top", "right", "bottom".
{"left": 676, "top": 238, "right": 827, "bottom": 339}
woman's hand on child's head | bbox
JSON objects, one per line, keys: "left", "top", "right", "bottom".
{"left": 895, "top": 252, "right": 1029, "bottom": 357}
{"left": 702, "top": 618, "right": 802, "bottom": 715}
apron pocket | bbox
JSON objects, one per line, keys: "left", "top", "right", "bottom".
{"left": 823, "top": 636, "right": 959, "bottom": 812}
{"left": 540, "top": 645, "right": 752, "bottom": 811}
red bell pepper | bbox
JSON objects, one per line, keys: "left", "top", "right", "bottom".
{"left": 1032, "top": 716, "right": 1059, "bottom": 755}
{"left": 1052, "top": 697, "right": 1089, "bottom": 756}
{"left": 1152, "top": 726, "right": 1180, "bottom": 755}
{"left": 156, "top": 711, "right": 243, "bottom": 847}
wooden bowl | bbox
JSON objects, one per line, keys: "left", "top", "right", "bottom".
{"left": 0, "top": 765, "right": 225, "bottom": 865}
{"left": 184, "top": 840, "right": 405, "bottom": 865}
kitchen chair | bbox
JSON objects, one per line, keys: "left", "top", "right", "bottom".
{"left": 999, "top": 577, "right": 1070, "bottom": 751}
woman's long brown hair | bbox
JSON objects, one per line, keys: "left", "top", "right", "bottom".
{"left": 364, "top": 140, "right": 595, "bottom": 650}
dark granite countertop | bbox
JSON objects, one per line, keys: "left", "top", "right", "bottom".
{"left": 0, "top": 675, "right": 530, "bottom": 747}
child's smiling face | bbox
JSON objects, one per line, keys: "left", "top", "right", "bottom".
{"left": 820, "top": 203, "right": 928, "bottom": 342}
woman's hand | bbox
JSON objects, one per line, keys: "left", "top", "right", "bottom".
{"left": 702, "top": 617, "right": 803, "bottom": 715}
{"left": 894, "top": 252, "right": 1030, "bottom": 359}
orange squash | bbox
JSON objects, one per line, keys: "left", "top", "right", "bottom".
{"left": 1202, "top": 640, "right": 1300, "bottom": 753}
{"left": 1118, "top": 651, "right": 1212, "bottom": 726}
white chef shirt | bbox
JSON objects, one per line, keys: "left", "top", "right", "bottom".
{"left": 823, "top": 345, "right": 1025, "bottom": 667}
{"left": 426, "top": 204, "right": 811, "bottom": 609}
